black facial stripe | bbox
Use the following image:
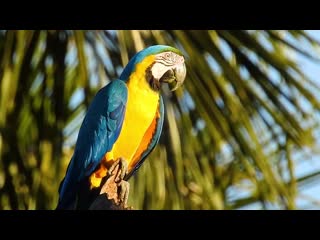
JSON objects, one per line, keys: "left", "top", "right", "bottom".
{"left": 145, "top": 63, "right": 160, "bottom": 91}
{"left": 156, "top": 59, "right": 173, "bottom": 67}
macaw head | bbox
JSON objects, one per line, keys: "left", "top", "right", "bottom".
{"left": 120, "top": 45, "right": 186, "bottom": 91}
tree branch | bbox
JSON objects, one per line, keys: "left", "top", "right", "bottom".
{"left": 89, "top": 194, "right": 127, "bottom": 210}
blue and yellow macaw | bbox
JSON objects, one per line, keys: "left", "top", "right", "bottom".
{"left": 57, "top": 45, "right": 186, "bottom": 209}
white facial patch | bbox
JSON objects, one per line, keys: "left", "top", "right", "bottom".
{"left": 151, "top": 52, "right": 184, "bottom": 80}
{"left": 150, "top": 62, "right": 171, "bottom": 80}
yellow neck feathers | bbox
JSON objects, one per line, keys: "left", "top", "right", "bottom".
{"left": 115, "top": 54, "right": 159, "bottom": 163}
{"left": 112, "top": 56, "right": 159, "bottom": 165}
{"left": 90, "top": 55, "right": 160, "bottom": 188}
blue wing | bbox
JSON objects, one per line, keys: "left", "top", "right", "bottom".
{"left": 57, "top": 80, "right": 128, "bottom": 209}
{"left": 125, "top": 96, "right": 164, "bottom": 180}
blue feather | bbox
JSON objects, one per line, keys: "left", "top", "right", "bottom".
{"left": 57, "top": 80, "right": 128, "bottom": 209}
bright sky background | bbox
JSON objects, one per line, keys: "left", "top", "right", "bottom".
{"left": 239, "top": 30, "right": 320, "bottom": 209}
{"left": 286, "top": 30, "right": 320, "bottom": 210}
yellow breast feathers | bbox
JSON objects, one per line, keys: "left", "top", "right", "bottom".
{"left": 90, "top": 55, "right": 159, "bottom": 188}
{"left": 111, "top": 55, "right": 159, "bottom": 166}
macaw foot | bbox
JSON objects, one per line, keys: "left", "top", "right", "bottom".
{"left": 99, "top": 157, "right": 132, "bottom": 209}
{"left": 108, "top": 157, "right": 128, "bottom": 182}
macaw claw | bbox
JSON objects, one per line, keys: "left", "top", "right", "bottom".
{"left": 118, "top": 180, "right": 130, "bottom": 207}
{"left": 98, "top": 157, "right": 131, "bottom": 209}
{"left": 108, "top": 157, "right": 128, "bottom": 182}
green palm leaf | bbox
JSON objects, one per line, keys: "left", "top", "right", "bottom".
{"left": 0, "top": 30, "right": 319, "bottom": 209}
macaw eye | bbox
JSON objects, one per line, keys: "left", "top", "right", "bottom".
{"left": 165, "top": 52, "right": 171, "bottom": 58}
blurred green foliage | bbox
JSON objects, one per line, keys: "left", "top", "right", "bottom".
{"left": 0, "top": 30, "right": 320, "bottom": 209}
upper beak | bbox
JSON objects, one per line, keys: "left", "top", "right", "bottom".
{"left": 169, "top": 62, "right": 186, "bottom": 91}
